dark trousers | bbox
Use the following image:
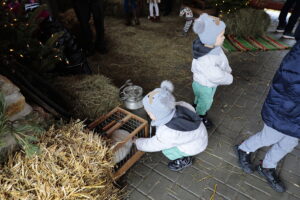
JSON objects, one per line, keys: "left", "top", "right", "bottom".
{"left": 278, "top": 0, "right": 300, "bottom": 33}
{"left": 124, "top": 0, "right": 137, "bottom": 13}
{"left": 295, "top": 23, "right": 300, "bottom": 40}
{"left": 163, "top": 0, "right": 173, "bottom": 15}
{"left": 73, "top": 0, "right": 105, "bottom": 49}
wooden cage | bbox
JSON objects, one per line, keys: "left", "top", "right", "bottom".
{"left": 88, "top": 107, "right": 149, "bottom": 180}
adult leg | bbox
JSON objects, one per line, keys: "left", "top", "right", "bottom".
{"left": 295, "top": 23, "right": 300, "bottom": 40}
{"left": 154, "top": 2, "right": 159, "bottom": 17}
{"left": 131, "top": 0, "right": 140, "bottom": 25}
{"left": 163, "top": 0, "right": 172, "bottom": 16}
{"left": 73, "top": 0, "right": 93, "bottom": 50}
{"left": 91, "top": 0, "right": 106, "bottom": 53}
{"left": 284, "top": 0, "right": 300, "bottom": 35}
{"left": 278, "top": 0, "right": 296, "bottom": 28}
{"left": 149, "top": 2, "right": 154, "bottom": 17}
{"left": 124, "top": 0, "right": 131, "bottom": 25}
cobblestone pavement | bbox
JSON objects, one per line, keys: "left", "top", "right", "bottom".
{"left": 125, "top": 43, "right": 300, "bottom": 199}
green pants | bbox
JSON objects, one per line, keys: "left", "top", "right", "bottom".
{"left": 192, "top": 81, "right": 217, "bottom": 115}
{"left": 162, "top": 147, "right": 189, "bottom": 160}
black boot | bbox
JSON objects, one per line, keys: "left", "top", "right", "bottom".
{"left": 168, "top": 157, "right": 192, "bottom": 171}
{"left": 199, "top": 114, "right": 213, "bottom": 128}
{"left": 256, "top": 163, "right": 286, "bottom": 193}
{"left": 235, "top": 145, "right": 254, "bottom": 174}
{"left": 132, "top": 9, "right": 140, "bottom": 25}
{"left": 125, "top": 13, "right": 132, "bottom": 26}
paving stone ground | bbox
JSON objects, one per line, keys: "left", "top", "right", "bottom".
{"left": 125, "top": 19, "right": 300, "bottom": 200}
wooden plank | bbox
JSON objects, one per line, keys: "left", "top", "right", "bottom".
{"left": 117, "top": 107, "right": 148, "bottom": 124}
{"left": 113, "top": 151, "right": 145, "bottom": 180}
{"left": 87, "top": 106, "right": 120, "bottom": 129}
{"left": 106, "top": 114, "right": 131, "bottom": 136}
{"left": 112, "top": 123, "right": 147, "bottom": 152}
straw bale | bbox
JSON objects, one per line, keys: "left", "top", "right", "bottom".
{"left": 0, "top": 121, "right": 123, "bottom": 200}
{"left": 54, "top": 75, "right": 121, "bottom": 120}
{"left": 222, "top": 8, "right": 270, "bottom": 37}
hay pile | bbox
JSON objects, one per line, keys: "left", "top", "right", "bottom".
{"left": 0, "top": 121, "right": 122, "bottom": 200}
{"left": 54, "top": 75, "right": 121, "bottom": 120}
{"left": 222, "top": 8, "right": 270, "bottom": 37}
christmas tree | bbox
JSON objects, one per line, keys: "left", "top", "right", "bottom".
{"left": 213, "top": 0, "right": 250, "bottom": 15}
{"left": 0, "top": 0, "right": 65, "bottom": 73}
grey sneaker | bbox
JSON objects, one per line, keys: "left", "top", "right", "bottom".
{"left": 283, "top": 32, "right": 295, "bottom": 39}
{"left": 168, "top": 157, "right": 192, "bottom": 171}
{"left": 276, "top": 25, "right": 285, "bottom": 33}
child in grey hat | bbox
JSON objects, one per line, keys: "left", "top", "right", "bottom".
{"left": 191, "top": 13, "right": 233, "bottom": 128}
{"left": 134, "top": 80, "right": 208, "bottom": 171}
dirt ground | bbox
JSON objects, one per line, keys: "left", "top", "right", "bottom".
{"left": 87, "top": 16, "right": 198, "bottom": 100}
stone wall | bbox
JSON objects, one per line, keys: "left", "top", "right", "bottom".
{"left": 0, "top": 75, "right": 32, "bottom": 163}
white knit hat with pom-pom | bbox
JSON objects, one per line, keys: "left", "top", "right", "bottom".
{"left": 143, "top": 80, "right": 176, "bottom": 126}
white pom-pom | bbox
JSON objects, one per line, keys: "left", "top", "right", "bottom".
{"left": 161, "top": 80, "right": 174, "bottom": 92}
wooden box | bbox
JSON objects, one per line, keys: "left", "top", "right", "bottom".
{"left": 88, "top": 107, "right": 149, "bottom": 180}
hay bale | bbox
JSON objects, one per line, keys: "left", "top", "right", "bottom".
{"left": 54, "top": 75, "right": 121, "bottom": 120}
{"left": 222, "top": 8, "right": 270, "bottom": 37}
{"left": 0, "top": 121, "right": 122, "bottom": 200}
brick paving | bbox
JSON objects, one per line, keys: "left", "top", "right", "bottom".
{"left": 125, "top": 47, "right": 300, "bottom": 200}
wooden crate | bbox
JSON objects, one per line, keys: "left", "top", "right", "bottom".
{"left": 88, "top": 107, "right": 149, "bottom": 180}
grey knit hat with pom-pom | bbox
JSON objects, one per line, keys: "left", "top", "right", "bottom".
{"left": 193, "top": 13, "right": 226, "bottom": 46}
{"left": 143, "top": 80, "right": 176, "bottom": 126}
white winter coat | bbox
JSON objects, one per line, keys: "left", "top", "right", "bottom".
{"left": 191, "top": 48, "right": 233, "bottom": 87}
{"left": 135, "top": 102, "right": 208, "bottom": 156}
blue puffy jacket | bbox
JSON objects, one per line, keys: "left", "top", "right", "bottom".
{"left": 261, "top": 41, "right": 300, "bottom": 139}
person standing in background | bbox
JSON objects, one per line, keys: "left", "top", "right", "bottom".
{"left": 276, "top": 0, "right": 300, "bottom": 39}
{"left": 124, "top": 0, "right": 140, "bottom": 26}
{"left": 147, "top": 0, "right": 161, "bottom": 22}
{"left": 73, "top": 0, "right": 107, "bottom": 55}
{"left": 163, "top": 0, "right": 173, "bottom": 16}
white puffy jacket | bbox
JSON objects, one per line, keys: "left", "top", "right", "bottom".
{"left": 135, "top": 102, "right": 208, "bottom": 156}
{"left": 191, "top": 48, "right": 233, "bottom": 87}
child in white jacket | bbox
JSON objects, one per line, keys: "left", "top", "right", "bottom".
{"left": 191, "top": 13, "right": 233, "bottom": 128}
{"left": 134, "top": 80, "right": 208, "bottom": 171}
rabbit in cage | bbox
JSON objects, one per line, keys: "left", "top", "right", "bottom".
{"left": 111, "top": 129, "right": 133, "bottom": 163}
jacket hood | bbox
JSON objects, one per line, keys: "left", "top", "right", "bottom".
{"left": 166, "top": 105, "right": 202, "bottom": 131}
{"left": 192, "top": 37, "right": 213, "bottom": 59}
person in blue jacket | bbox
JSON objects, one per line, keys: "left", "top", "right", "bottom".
{"left": 235, "top": 36, "right": 300, "bottom": 193}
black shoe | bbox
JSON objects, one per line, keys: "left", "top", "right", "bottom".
{"left": 283, "top": 32, "right": 295, "bottom": 39}
{"left": 168, "top": 157, "right": 192, "bottom": 171}
{"left": 199, "top": 114, "right": 213, "bottom": 128}
{"left": 276, "top": 25, "right": 285, "bottom": 33}
{"left": 256, "top": 163, "right": 286, "bottom": 193}
{"left": 235, "top": 145, "right": 254, "bottom": 174}
{"left": 134, "top": 18, "right": 140, "bottom": 25}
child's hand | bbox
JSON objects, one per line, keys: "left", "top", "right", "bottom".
{"left": 132, "top": 136, "right": 138, "bottom": 143}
